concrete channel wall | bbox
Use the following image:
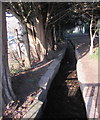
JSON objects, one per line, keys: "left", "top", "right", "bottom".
{"left": 22, "top": 46, "right": 67, "bottom": 119}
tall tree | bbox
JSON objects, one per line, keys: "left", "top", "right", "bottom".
{"left": 0, "top": 2, "right": 16, "bottom": 107}
{"left": 90, "top": 18, "right": 98, "bottom": 55}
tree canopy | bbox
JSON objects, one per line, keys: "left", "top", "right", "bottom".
{"left": 5, "top": 2, "right": 100, "bottom": 29}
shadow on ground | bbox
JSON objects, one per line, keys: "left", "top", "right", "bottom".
{"left": 68, "top": 34, "right": 99, "bottom": 60}
{"left": 11, "top": 60, "right": 53, "bottom": 105}
{"left": 79, "top": 82, "right": 100, "bottom": 118}
{"left": 11, "top": 42, "right": 66, "bottom": 105}
{"left": 41, "top": 42, "right": 87, "bottom": 119}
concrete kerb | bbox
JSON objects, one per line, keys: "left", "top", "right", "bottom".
{"left": 38, "top": 47, "right": 66, "bottom": 100}
{"left": 22, "top": 47, "right": 67, "bottom": 119}
{"left": 22, "top": 90, "right": 43, "bottom": 119}
{"left": 75, "top": 48, "right": 88, "bottom": 117}
{"left": 39, "top": 48, "right": 66, "bottom": 92}
{"left": 75, "top": 49, "right": 87, "bottom": 95}
{"left": 37, "top": 47, "right": 66, "bottom": 117}
{"left": 22, "top": 100, "right": 43, "bottom": 119}
{"left": 57, "top": 49, "right": 66, "bottom": 62}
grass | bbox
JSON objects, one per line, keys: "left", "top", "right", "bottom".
{"left": 90, "top": 47, "right": 100, "bottom": 60}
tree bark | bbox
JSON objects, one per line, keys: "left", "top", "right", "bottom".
{"left": 34, "top": 16, "right": 46, "bottom": 60}
{"left": 15, "top": 29, "right": 22, "bottom": 60}
{"left": 0, "top": 3, "right": 16, "bottom": 108}
{"left": 22, "top": 24, "right": 31, "bottom": 68}
{"left": 26, "top": 23, "right": 41, "bottom": 62}
{"left": 99, "top": 28, "right": 100, "bottom": 48}
{"left": 90, "top": 19, "right": 98, "bottom": 55}
{"left": 0, "top": 2, "right": 3, "bottom": 116}
{"left": 90, "top": 19, "right": 93, "bottom": 55}
{"left": 53, "top": 25, "right": 57, "bottom": 50}
{"left": 58, "top": 21, "right": 61, "bottom": 40}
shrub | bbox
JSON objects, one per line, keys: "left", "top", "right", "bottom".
{"left": 10, "top": 64, "right": 20, "bottom": 75}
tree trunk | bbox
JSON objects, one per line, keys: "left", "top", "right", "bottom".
{"left": 34, "top": 17, "right": 46, "bottom": 60}
{"left": 53, "top": 25, "right": 57, "bottom": 50}
{"left": 27, "top": 23, "right": 41, "bottom": 62}
{"left": 51, "top": 28, "right": 55, "bottom": 51}
{"left": 89, "top": 19, "right": 98, "bottom": 55}
{"left": 99, "top": 28, "right": 100, "bottom": 48}
{"left": 22, "top": 24, "right": 31, "bottom": 68}
{"left": 0, "top": 2, "right": 3, "bottom": 116}
{"left": 15, "top": 29, "right": 22, "bottom": 60}
{"left": 90, "top": 38, "right": 94, "bottom": 55}
{"left": 0, "top": 3, "right": 16, "bottom": 108}
{"left": 90, "top": 19, "right": 93, "bottom": 55}
{"left": 44, "top": 28, "right": 49, "bottom": 56}
{"left": 58, "top": 21, "right": 61, "bottom": 40}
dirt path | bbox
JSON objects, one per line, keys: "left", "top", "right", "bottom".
{"left": 41, "top": 42, "right": 87, "bottom": 119}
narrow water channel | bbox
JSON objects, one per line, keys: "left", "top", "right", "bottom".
{"left": 41, "top": 42, "right": 87, "bottom": 119}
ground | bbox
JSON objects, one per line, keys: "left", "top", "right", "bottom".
{"left": 70, "top": 34, "right": 99, "bottom": 118}
{"left": 71, "top": 34, "right": 98, "bottom": 84}
{"left": 11, "top": 42, "right": 66, "bottom": 104}
{"left": 4, "top": 34, "right": 99, "bottom": 119}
